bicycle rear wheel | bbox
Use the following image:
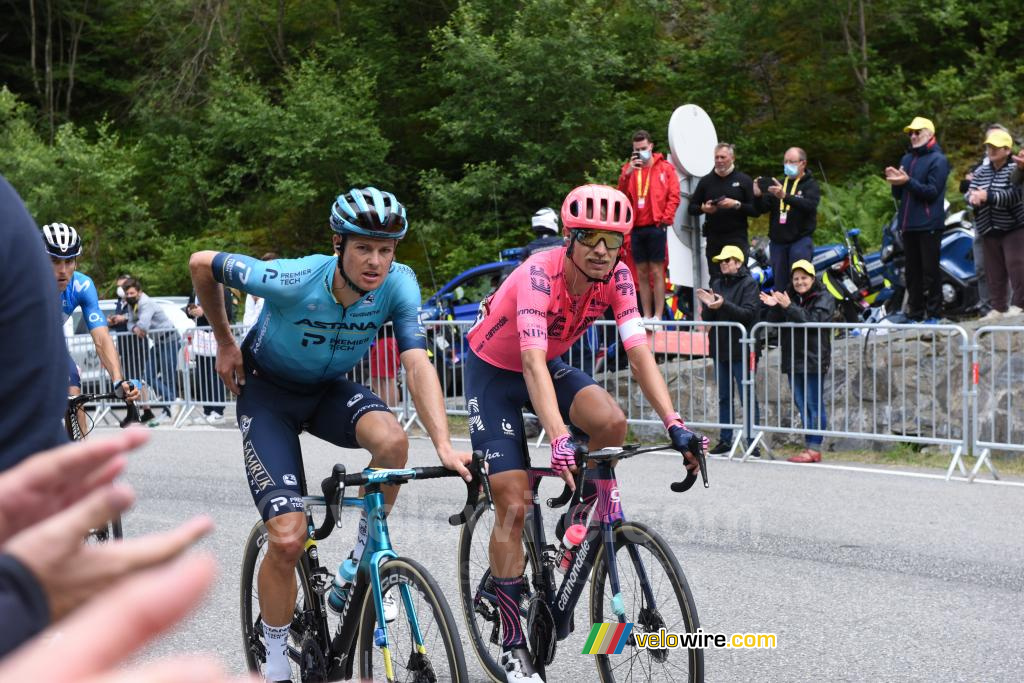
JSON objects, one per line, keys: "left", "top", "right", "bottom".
{"left": 589, "top": 520, "right": 703, "bottom": 682}
{"left": 240, "top": 521, "right": 326, "bottom": 681}
{"left": 456, "top": 499, "right": 538, "bottom": 682}
{"left": 356, "top": 555, "right": 467, "bottom": 682}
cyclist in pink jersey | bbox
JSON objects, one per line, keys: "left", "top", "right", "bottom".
{"left": 463, "top": 184, "right": 706, "bottom": 682}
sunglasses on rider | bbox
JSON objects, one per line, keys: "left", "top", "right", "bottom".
{"left": 571, "top": 229, "right": 624, "bottom": 249}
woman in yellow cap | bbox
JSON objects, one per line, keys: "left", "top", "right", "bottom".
{"left": 967, "top": 128, "right": 1024, "bottom": 321}
{"left": 759, "top": 260, "right": 835, "bottom": 462}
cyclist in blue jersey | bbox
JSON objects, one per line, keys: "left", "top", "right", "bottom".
{"left": 44, "top": 223, "right": 140, "bottom": 433}
{"left": 190, "top": 186, "right": 471, "bottom": 683}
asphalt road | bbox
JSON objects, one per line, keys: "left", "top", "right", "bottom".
{"left": 116, "top": 424, "right": 1024, "bottom": 682}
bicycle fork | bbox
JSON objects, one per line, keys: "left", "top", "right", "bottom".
{"left": 358, "top": 491, "right": 431, "bottom": 682}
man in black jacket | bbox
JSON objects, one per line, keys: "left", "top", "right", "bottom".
{"left": 688, "top": 143, "right": 758, "bottom": 280}
{"left": 754, "top": 147, "right": 821, "bottom": 282}
{"left": 697, "top": 245, "right": 760, "bottom": 456}
{"left": 885, "top": 116, "right": 950, "bottom": 322}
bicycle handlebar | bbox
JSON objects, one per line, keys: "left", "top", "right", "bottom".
{"left": 67, "top": 392, "right": 141, "bottom": 423}
{"left": 311, "top": 452, "right": 492, "bottom": 540}
{"left": 545, "top": 442, "right": 709, "bottom": 509}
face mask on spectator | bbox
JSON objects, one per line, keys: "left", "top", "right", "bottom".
{"left": 116, "top": 286, "right": 125, "bottom": 299}
{"left": 783, "top": 163, "right": 799, "bottom": 177}
{"left": 638, "top": 149, "right": 652, "bottom": 162}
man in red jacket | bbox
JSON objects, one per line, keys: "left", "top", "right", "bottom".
{"left": 618, "top": 129, "right": 681, "bottom": 322}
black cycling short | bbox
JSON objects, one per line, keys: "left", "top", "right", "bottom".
{"left": 630, "top": 224, "right": 667, "bottom": 264}
{"left": 67, "top": 354, "right": 81, "bottom": 389}
{"left": 465, "top": 348, "right": 597, "bottom": 476}
{"left": 236, "top": 367, "right": 391, "bottom": 521}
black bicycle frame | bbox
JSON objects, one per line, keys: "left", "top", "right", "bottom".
{"left": 517, "top": 460, "right": 659, "bottom": 641}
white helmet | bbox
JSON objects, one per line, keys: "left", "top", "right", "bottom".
{"left": 531, "top": 207, "right": 559, "bottom": 236}
{"left": 42, "top": 223, "right": 83, "bottom": 259}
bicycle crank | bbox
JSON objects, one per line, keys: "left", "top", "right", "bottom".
{"left": 527, "top": 595, "right": 557, "bottom": 666}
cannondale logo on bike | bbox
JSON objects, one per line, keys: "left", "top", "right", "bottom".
{"left": 557, "top": 536, "right": 591, "bottom": 611}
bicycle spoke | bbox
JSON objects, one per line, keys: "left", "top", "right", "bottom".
{"left": 591, "top": 522, "right": 702, "bottom": 682}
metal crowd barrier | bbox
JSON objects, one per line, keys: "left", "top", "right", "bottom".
{"left": 66, "top": 318, "right": 1023, "bottom": 484}
{"left": 967, "top": 325, "right": 1024, "bottom": 481}
{"left": 748, "top": 321, "right": 972, "bottom": 476}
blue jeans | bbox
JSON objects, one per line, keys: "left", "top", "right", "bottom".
{"left": 145, "top": 336, "right": 180, "bottom": 404}
{"left": 716, "top": 359, "right": 758, "bottom": 442}
{"left": 790, "top": 373, "right": 826, "bottom": 447}
{"left": 770, "top": 235, "right": 814, "bottom": 288}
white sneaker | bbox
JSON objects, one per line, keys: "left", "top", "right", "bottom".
{"left": 204, "top": 412, "right": 225, "bottom": 425}
{"left": 499, "top": 647, "right": 543, "bottom": 682}
{"left": 979, "top": 309, "right": 1002, "bottom": 323}
{"left": 382, "top": 590, "right": 398, "bottom": 623}
{"left": 1005, "top": 305, "right": 1023, "bottom": 317}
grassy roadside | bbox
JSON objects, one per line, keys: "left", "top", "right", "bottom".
{"left": 416, "top": 414, "right": 1024, "bottom": 478}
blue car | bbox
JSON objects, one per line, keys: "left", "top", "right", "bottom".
{"left": 420, "top": 249, "right": 526, "bottom": 395}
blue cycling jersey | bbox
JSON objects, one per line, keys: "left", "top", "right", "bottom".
{"left": 60, "top": 271, "right": 107, "bottom": 331}
{"left": 212, "top": 252, "right": 426, "bottom": 385}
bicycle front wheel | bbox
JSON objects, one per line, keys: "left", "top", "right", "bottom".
{"left": 590, "top": 521, "right": 703, "bottom": 682}
{"left": 356, "top": 555, "right": 468, "bottom": 682}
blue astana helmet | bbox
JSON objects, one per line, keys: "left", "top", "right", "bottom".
{"left": 330, "top": 187, "right": 408, "bottom": 240}
{"left": 42, "top": 222, "right": 83, "bottom": 259}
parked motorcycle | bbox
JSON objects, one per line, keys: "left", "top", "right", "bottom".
{"left": 821, "top": 229, "right": 876, "bottom": 322}
{"left": 746, "top": 236, "right": 855, "bottom": 293}
{"left": 878, "top": 207, "right": 979, "bottom": 318}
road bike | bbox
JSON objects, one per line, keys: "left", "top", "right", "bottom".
{"left": 66, "top": 390, "right": 139, "bottom": 542}
{"left": 458, "top": 441, "right": 707, "bottom": 682}
{"left": 241, "top": 453, "right": 492, "bottom": 682}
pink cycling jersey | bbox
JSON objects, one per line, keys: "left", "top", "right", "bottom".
{"left": 467, "top": 248, "right": 647, "bottom": 371}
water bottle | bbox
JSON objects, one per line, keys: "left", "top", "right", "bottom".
{"left": 555, "top": 524, "right": 587, "bottom": 574}
{"left": 327, "top": 557, "right": 358, "bottom": 615}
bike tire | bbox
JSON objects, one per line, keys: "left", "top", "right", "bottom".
{"left": 239, "top": 520, "right": 321, "bottom": 679}
{"left": 357, "top": 555, "right": 468, "bottom": 682}
{"left": 590, "top": 520, "right": 703, "bottom": 682}
{"left": 456, "top": 499, "right": 538, "bottom": 682}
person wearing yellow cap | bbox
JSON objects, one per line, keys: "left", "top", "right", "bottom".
{"left": 759, "top": 260, "right": 835, "bottom": 463}
{"left": 959, "top": 124, "right": 1015, "bottom": 317}
{"left": 884, "top": 116, "right": 950, "bottom": 323}
{"left": 697, "top": 245, "right": 761, "bottom": 456}
{"left": 967, "top": 127, "right": 1024, "bottom": 321}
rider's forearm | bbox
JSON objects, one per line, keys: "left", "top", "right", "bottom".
{"left": 521, "top": 350, "right": 568, "bottom": 440}
{"left": 189, "top": 251, "right": 234, "bottom": 345}
{"left": 626, "top": 345, "right": 676, "bottom": 423}
{"left": 402, "top": 350, "right": 453, "bottom": 455}
{"left": 92, "top": 329, "right": 125, "bottom": 384}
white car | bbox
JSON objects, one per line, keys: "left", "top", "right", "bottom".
{"left": 64, "top": 297, "right": 195, "bottom": 392}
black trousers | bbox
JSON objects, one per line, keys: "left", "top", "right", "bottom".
{"left": 903, "top": 228, "right": 943, "bottom": 320}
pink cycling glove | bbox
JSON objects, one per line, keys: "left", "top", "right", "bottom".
{"left": 550, "top": 434, "right": 578, "bottom": 474}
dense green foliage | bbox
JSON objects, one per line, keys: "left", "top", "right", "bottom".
{"left": 1, "top": 0, "right": 1021, "bottom": 294}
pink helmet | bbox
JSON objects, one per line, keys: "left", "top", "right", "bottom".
{"left": 560, "top": 184, "right": 633, "bottom": 235}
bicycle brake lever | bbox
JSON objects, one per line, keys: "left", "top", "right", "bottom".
{"left": 670, "top": 440, "right": 708, "bottom": 492}
{"left": 448, "top": 451, "right": 490, "bottom": 526}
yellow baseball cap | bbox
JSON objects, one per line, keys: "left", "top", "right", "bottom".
{"left": 791, "top": 259, "right": 815, "bottom": 276}
{"left": 903, "top": 116, "right": 935, "bottom": 133}
{"left": 984, "top": 130, "right": 1013, "bottom": 149}
{"left": 711, "top": 245, "right": 746, "bottom": 263}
